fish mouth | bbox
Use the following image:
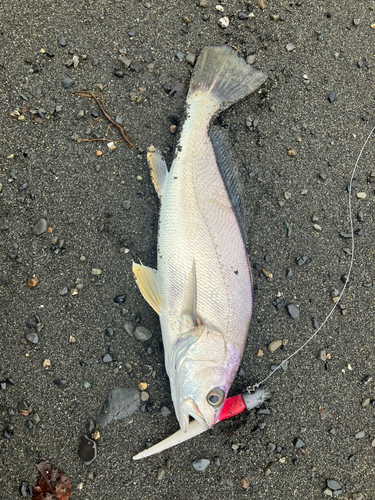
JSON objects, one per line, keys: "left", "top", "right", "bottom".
{"left": 177, "top": 398, "right": 213, "bottom": 432}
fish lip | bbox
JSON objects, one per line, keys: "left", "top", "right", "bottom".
{"left": 179, "top": 399, "right": 212, "bottom": 432}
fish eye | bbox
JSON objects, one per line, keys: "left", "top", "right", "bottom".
{"left": 207, "top": 387, "right": 225, "bottom": 407}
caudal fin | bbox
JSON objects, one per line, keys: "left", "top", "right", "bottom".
{"left": 187, "top": 45, "right": 267, "bottom": 113}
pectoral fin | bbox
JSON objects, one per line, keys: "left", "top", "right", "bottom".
{"left": 133, "top": 262, "right": 162, "bottom": 315}
{"left": 181, "top": 259, "right": 198, "bottom": 328}
{"left": 147, "top": 146, "right": 168, "bottom": 198}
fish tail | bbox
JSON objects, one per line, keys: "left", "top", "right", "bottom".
{"left": 187, "top": 45, "right": 267, "bottom": 115}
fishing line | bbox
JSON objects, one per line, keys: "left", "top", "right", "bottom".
{"left": 247, "top": 124, "right": 375, "bottom": 393}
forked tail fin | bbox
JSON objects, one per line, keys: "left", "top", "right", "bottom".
{"left": 187, "top": 45, "right": 267, "bottom": 114}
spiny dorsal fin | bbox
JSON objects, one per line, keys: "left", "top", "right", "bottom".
{"left": 147, "top": 145, "right": 168, "bottom": 198}
{"left": 181, "top": 259, "right": 197, "bottom": 325}
{"left": 133, "top": 262, "right": 162, "bottom": 315}
{"left": 209, "top": 126, "right": 246, "bottom": 243}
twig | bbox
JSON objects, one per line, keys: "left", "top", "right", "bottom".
{"left": 73, "top": 90, "right": 133, "bottom": 147}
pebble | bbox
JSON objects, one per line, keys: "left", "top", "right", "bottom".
{"left": 20, "top": 482, "right": 33, "bottom": 497}
{"left": 62, "top": 77, "right": 75, "bottom": 88}
{"left": 313, "top": 224, "right": 322, "bottom": 232}
{"left": 128, "top": 30, "right": 135, "bottom": 37}
{"left": 114, "top": 70, "right": 124, "bottom": 78}
{"left": 102, "top": 354, "right": 112, "bottom": 363}
{"left": 98, "top": 388, "right": 140, "bottom": 428}
{"left": 134, "top": 326, "right": 152, "bottom": 341}
{"left": 218, "top": 16, "right": 229, "bottom": 28}
{"left": 296, "top": 255, "right": 308, "bottom": 266}
{"left": 160, "top": 406, "right": 171, "bottom": 417}
{"left": 328, "top": 91, "right": 336, "bottom": 103}
{"left": 339, "top": 232, "right": 352, "bottom": 239}
{"left": 192, "top": 458, "right": 210, "bottom": 471}
{"left": 186, "top": 53, "right": 196, "bottom": 66}
{"left": 357, "top": 211, "right": 364, "bottom": 222}
{"left": 257, "top": 0, "right": 266, "bottom": 10}
{"left": 286, "top": 268, "right": 293, "bottom": 277}
{"left": 352, "top": 494, "right": 364, "bottom": 500}
{"left": 140, "top": 392, "right": 149, "bottom": 402}
{"left": 238, "top": 12, "right": 249, "bottom": 20}
{"left": 115, "top": 115, "right": 123, "bottom": 125}
{"left": 287, "top": 304, "right": 300, "bottom": 319}
{"left": 268, "top": 339, "right": 282, "bottom": 352}
{"left": 327, "top": 479, "right": 342, "bottom": 491}
{"left": 32, "top": 218, "right": 47, "bottom": 235}
{"left": 318, "top": 349, "right": 326, "bottom": 361}
{"left": 240, "top": 477, "right": 250, "bottom": 488}
{"left": 286, "top": 43, "right": 295, "bottom": 52}
{"left": 293, "top": 437, "right": 305, "bottom": 448}
{"left": 257, "top": 405, "right": 271, "bottom": 415}
{"left": 82, "top": 381, "right": 91, "bottom": 389}
{"left": 58, "top": 35, "right": 66, "bottom": 46}
{"left": 92, "top": 268, "right": 102, "bottom": 275}
{"left": 76, "top": 110, "right": 84, "bottom": 119}
{"left": 114, "top": 294, "right": 126, "bottom": 303}
{"left": 26, "top": 333, "right": 39, "bottom": 344}
{"left": 78, "top": 435, "right": 97, "bottom": 465}
{"left": 157, "top": 468, "right": 165, "bottom": 480}
{"left": 355, "top": 430, "right": 365, "bottom": 439}
{"left": 176, "top": 52, "right": 185, "bottom": 61}
{"left": 323, "top": 488, "right": 333, "bottom": 497}
{"left": 104, "top": 328, "right": 114, "bottom": 337}
{"left": 356, "top": 192, "right": 366, "bottom": 200}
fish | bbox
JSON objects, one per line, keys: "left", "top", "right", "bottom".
{"left": 133, "top": 45, "right": 267, "bottom": 432}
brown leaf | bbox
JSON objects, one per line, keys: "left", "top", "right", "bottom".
{"left": 32, "top": 460, "right": 72, "bottom": 500}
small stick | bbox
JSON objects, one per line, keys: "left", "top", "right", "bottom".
{"left": 73, "top": 90, "right": 133, "bottom": 147}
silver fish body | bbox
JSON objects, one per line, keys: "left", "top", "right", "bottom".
{"left": 133, "top": 46, "right": 267, "bottom": 432}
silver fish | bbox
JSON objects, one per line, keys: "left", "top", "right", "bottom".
{"left": 133, "top": 46, "right": 267, "bottom": 432}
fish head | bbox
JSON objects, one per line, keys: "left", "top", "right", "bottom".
{"left": 170, "top": 325, "right": 241, "bottom": 432}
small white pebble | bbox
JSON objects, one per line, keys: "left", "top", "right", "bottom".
{"left": 218, "top": 16, "right": 229, "bottom": 28}
{"left": 137, "top": 175, "right": 143, "bottom": 181}
{"left": 348, "top": 363, "right": 353, "bottom": 371}
{"left": 215, "top": 4, "right": 224, "bottom": 11}
{"left": 357, "top": 192, "right": 366, "bottom": 200}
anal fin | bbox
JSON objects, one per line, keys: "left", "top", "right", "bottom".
{"left": 147, "top": 146, "right": 168, "bottom": 198}
{"left": 133, "top": 262, "right": 162, "bottom": 315}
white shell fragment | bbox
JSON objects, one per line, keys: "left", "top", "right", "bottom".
{"left": 218, "top": 16, "right": 229, "bottom": 28}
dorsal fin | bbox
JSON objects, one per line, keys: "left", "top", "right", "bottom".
{"left": 209, "top": 126, "right": 246, "bottom": 243}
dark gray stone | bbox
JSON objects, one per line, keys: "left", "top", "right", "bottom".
{"left": 62, "top": 77, "right": 74, "bottom": 88}
{"left": 98, "top": 388, "right": 140, "bottom": 428}
{"left": 32, "top": 218, "right": 47, "bottom": 235}
{"left": 287, "top": 304, "right": 300, "bottom": 319}
{"left": 58, "top": 35, "right": 66, "bottom": 46}
{"left": 293, "top": 437, "right": 305, "bottom": 448}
